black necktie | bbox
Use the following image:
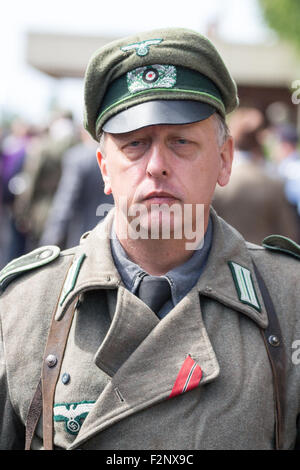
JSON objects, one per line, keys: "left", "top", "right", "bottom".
{"left": 137, "top": 275, "right": 172, "bottom": 316}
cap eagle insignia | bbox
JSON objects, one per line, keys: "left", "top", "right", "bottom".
{"left": 121, "top": 38, "right": 163, "bottom": 56}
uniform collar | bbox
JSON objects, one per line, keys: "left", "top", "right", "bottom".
{"left": 55, "top": 207, "right": 268, "bottom": 328}
{"left": 110, "top": 217, "right": 213, "bottom": 304}
{"left": 55, "top": 210, "right": 121, "bottom": 321}
{"left": 196, "top": 207, "right": 268, "bottom": 328}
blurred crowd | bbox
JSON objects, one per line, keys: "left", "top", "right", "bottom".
{"left": 213, "top": 106, "right": 300, "bottom": 245}
{"left": 1, "top": 106, "right": 300, "bottom": 270}
{"left": 0, "top": 111, "right": 114, "bottom": 269}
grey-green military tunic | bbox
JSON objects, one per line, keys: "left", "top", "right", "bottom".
{"left": 0, "top": 208, "right": 300, "bottom": 450}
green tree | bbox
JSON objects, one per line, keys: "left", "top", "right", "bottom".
{"left": 259, "top": 0, "right": 300, "bottom": 50}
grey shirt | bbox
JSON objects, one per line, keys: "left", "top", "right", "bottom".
{"left": 110, "top": 218, "right": 213, "bottom": 318}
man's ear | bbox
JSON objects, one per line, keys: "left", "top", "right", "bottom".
{"left": 97, "top": 148, "right": 112, "bottom": 195}
{"left": 217, "top": 136, "right": 234, "bottom": 187}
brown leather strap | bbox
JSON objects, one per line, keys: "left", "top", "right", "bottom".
{"left": 42, "top": 297, "right": 77, "bottom": 450}
{"left": 253, "top": 262, "right": 286, "bottom": 450}
{"left": 25, "top": 379, "right": 42, "bottom": 449}
{"left": 25, "top": 258, "right": 76, "bottom": 450}
{"left": 25, "top": 298, "right": 77, "bottom": 450}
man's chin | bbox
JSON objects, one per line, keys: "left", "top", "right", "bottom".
{"left": 115, "top": 200, "right": 205, "bottom": 244}
{"left": 127, "top": 212, "right": 184, "bottom": 241}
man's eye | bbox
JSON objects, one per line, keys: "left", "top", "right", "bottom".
{"left": 122, "top": 140, "right": 148, "bottom": 159}
{"left": 128, "top": 141, "right": 142, "bottom": 147}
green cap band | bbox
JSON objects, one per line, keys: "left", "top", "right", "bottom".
{"left": 96, "top": 65, "right": 224, "bottom": 136}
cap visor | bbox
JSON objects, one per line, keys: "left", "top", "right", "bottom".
{"left": 102, "top": 100, "right": 215, "bottom": 134}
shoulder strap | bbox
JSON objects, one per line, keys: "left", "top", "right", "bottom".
{"left": 252, "top": 261, "right": 286, "bottom": 450}
{"left": 263, "top": 234, "right": 300, "bottom": 260}
{"left": 0, "top": 246, "right": 60, "bottom": 294}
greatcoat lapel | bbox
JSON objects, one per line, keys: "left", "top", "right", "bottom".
{"left": 69, "top": 285, "right": 220, "bottom": 450}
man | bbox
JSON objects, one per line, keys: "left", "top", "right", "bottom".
{"left": 0, "top": 28, "right": 299, "bottom": 450}
{"left": 40, "top": 128, "right": 114, "bottom": 249}
{"left": 213, "top": 109, "right": 300, "bottom": 245}
{"left": 275, "top": 124, "right": 300, "bottom": 241}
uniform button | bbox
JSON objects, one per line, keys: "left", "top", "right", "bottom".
{"left": 205, "top": 286, "right": 212, "bottom": 293}
{"left": 62, "top": 372, "right": 71, "bottom": 385}
{"left": 46, "top": 354, "right": 57, "bottom": 368}
{"left": 38, "top": 249, "right": 53, "bottom": 260}
{"left": 268, "top": 335, "right": 280, "bottom": 347}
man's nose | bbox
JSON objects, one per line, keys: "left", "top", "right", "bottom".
{"left": 146, "top": 143, "right": 170, "bottom": 178}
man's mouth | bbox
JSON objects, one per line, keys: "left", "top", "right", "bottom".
{"left": 142, "top": 191, "right": 180, "bottom": 204}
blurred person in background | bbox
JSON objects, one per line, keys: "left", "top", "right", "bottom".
{"left": 12, "top": 111, "right": 79, "bottom": 254}
{"left": 275, "top": 124, "right": 300, "bottom": 179}
{"left": 0, "top": 119, "right": 35, "bottom": 268}
{"left": 224, "top": 107, "right": 264, "bottom": 166}
{"left": 274, "top": 124, "right": 300, "bottom": 239}
{"left": 0, "top": 125, "right": 7, "bottom": 268}
{"left": 213, "top": 108, "right": 299, "bottom": 244}
{"left": 40, "top": 128, "right": 114, "bottom": 249}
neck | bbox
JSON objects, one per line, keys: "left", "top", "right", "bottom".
{"left": 115, "top": 215, "right": 209, "bottom": 276}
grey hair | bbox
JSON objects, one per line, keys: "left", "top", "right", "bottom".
{"left": 98, "top": 131, "right": 106, "bottom": 155}
{"left": 212, "top": 112, "right": 231, "bottom": 147}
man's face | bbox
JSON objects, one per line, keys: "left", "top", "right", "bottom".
{"left": 97, "top": 115, "right": 233, "bottom": 240}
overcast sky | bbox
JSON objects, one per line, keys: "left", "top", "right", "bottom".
{"left": 0, "top": 0, "right": 272, "bottom": 125}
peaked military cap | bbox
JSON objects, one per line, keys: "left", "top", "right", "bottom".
{"left": 84, "top": 27, "right": 239, "bottom": 139}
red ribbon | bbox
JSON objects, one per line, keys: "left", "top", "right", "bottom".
{"left": 169, "top": 355, "right": 202, "bottom": 399}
